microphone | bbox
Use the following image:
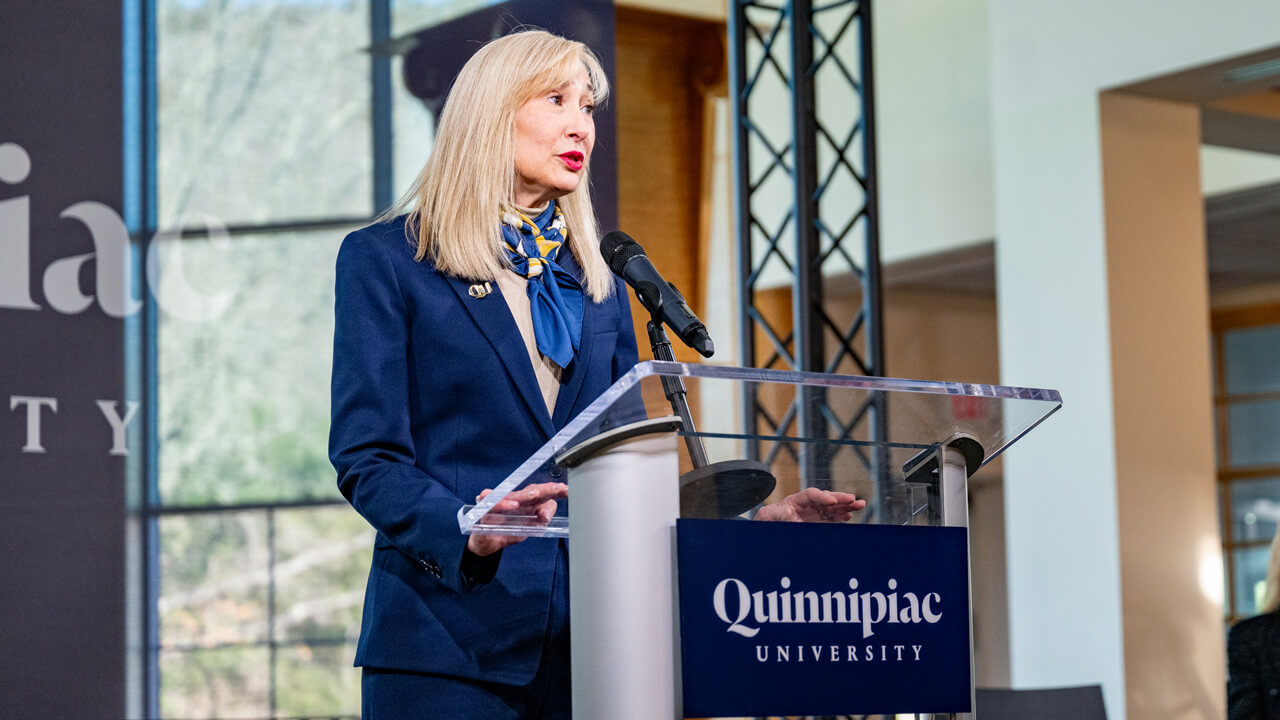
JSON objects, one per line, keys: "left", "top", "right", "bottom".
{"left": 600, "top": 231, "right": 715, "bottom": 358}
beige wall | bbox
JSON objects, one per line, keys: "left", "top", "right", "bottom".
{"left": 1100, "top": 93, "right": 1224, "bottom": 718}
{"left": 881, "top": 289, "right": 1000, "bottom": 386}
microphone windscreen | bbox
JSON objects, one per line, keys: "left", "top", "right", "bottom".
{"left": 600, "top": 231, "right": 645, "bottom": 276}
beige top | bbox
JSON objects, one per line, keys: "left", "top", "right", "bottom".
{"left": 496, "top": 203, "right": 562, "bottom": 417}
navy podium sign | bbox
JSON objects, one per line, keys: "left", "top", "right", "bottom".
{"left": 676, "top": 518, "right": 972, "bottom": 717}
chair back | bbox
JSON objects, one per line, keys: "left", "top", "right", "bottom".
{"left": 975, "top": 684, "right": 1107, "bottom": 720}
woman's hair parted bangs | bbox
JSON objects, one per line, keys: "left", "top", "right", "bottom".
{"left": 506, "top": 30, "right": 609, "bottom": 116}
{"left": 397, "top": 29, "right": 615, "bottom": 302}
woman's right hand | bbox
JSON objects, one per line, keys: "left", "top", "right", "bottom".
{"left": 465, "top": 482, "right": 569, "bottom": 556}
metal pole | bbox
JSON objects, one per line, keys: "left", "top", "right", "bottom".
{"left": 940, "top": 445, "right": 976, "bottom": 720}
{"left": 790, "top": 0, "right": 830, "bottom": 491}
{"left": 859, "top": 0, "right": 891, "bottom": 491}
{"left": 729, "top": 1, "right": 761, "bottom": 460}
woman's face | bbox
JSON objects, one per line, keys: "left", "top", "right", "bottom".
{"left": 512, "top": 66, "right": 595, "bottom": 208}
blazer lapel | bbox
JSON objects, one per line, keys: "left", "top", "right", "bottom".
{"left": 444, "top": 275, "right": 556, "bottom": 439}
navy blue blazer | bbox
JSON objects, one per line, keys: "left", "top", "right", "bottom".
{"left": 329, "top": 216, "right": 638, "bottom": 685}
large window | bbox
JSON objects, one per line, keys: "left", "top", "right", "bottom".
{"left": 151, "top": 226, "right": 366, "bottom": 717}
{"left": 1213, "top": 304, "right": 1280, "bottom": 624}
{"left": 136, "top": 1, "right": 478, "bottom": 716}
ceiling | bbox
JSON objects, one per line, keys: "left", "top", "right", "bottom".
{"left": 1122, "top": 44, "right": 1280, "bottom": 154}
{"left": 1206, "top": 181, "right": 1280, "bottom": 293}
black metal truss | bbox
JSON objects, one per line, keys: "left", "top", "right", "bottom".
{"left": 730, "top": 0, "right": 888, "bottom": 500}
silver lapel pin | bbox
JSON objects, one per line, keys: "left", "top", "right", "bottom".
{"left": 468, "top": 281, "right": 492, "bottom": 299}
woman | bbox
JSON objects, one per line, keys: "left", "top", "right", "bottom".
{"left": 330, "top": 29, "right": 863, "bottom": 719}
{"left": 330, "top": 30, "right": 627, "bottom": 719}
{"left": 1228, "top": 526, "right": 1280, "bottom": 720}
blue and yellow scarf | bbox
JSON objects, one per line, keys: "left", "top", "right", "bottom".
{"left": 500, "top": 202, "right": 583, "bottom": 369}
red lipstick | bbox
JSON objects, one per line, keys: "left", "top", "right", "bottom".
{"left": 559, "top": 151, "right": 584, "bottom": 171}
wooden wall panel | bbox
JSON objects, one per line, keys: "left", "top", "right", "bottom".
{"left": 614, "top": 7, "right": 724, "bottom": 363}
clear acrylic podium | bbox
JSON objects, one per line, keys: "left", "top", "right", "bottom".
{"left": 458, "top": 361, "right": 1062, "bottom": 719}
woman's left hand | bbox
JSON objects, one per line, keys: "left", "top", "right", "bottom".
{"left": 753, "top": 487, "right": 866, "bottom": 523}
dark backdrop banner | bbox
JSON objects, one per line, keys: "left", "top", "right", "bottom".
{"left": 0, "top": 1, "right": 131, "bottom": 717}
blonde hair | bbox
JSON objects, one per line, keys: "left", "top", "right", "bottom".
{"left": 395, "top": 29, "right": 614, "bottom": 302}
{"left": 1264, "top": 525, "right": 1280, "bottom": 614}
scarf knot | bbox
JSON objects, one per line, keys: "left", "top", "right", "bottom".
{"left": 500, "top": 203, "right": 583, "bottom": 369}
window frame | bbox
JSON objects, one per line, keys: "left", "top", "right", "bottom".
{"left": 1212, "top": 301, "right": 1280, "bottom": 625}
